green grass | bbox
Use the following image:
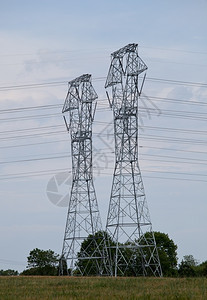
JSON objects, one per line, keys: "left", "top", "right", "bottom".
{"left": 0, "top": 276, "right": 207, "bottom": 299}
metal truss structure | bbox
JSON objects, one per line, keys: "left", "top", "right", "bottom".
{"left": 105, "top": 44, "right": 162, "bottom": 277}
{"left": 60, "top": 74, "right": 111, "bottom": 276}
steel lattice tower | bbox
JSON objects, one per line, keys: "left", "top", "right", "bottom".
{"left": 105, "top": 44, "right": 162, "bottom": 277}
{"left": 60, "top": 74, "right": 111, "bottom": 276}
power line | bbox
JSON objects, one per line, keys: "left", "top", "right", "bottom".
{"left": 142, "top": 95, "right": 207, "bottom": 107}
{"left": 0, "top": 134, "right": 206, "bottom": 154}
{"left": 0, "top": 129, "right": 207, "bottom": 146}
{"left": 0, "top": 47, "right": 111, "bottom": 57}
{"left": 0, "top": 124, "right": 64, "bottom": 135}
{"left": 1, "top": 122, "right": 207, "bottom": 138}
{"left": 141, "top": 45, "right": 207, "bottom": 55}
{"left": 0, "top": 130, "right": 206, "bottom": 148}
{"left": 0, "top": 77, "right": 105, "bottom": 91}
{"left": 146, "top": 58, "right": 207, "bottom": 68}
{"left": 0, "top": 130, "right": 65, "bottom": 141}
{"left": 140, "top": 109, "right": 207, "bottom": 122}
{"left": 139, "top": 134, "right": 207, "bottom": 145}
{"left": 140, "top": 153, "right": 207, "bottom": 164}
{"left": 142, "top": 125, "right": 207, "bottom": 136}
{"left": 0, "top": 103, "right": 108, "bottom": 116}
{"left": 0, "top": 76, "right": 206, "bottom": 92}
{"left": 0, "top": 112, "right": 61, "bottom": 122}
{"left": 146, "top": 77, "right": 207, "bottom": 88}
{"left": 1, "top": 94, "right": 207, "bottom": 116}
{"left": 0, "top": 103, "right": 61, "bottom": 114}
{"left": 0, "top": 154, "right": 69, "bottom": 165}
{"left": 1, "top": 105, "right": 207, "bottom": 124}
{"left": 0, "top": 106, "right": 109, "bottom": 122}
{"left": 0, "top": 167, "right": 71, "bottom": 179}
{"left": 1, "top": 170, "right": 206, "bottom": 183}
{"left": 0, "top": 138, "right": 68, "bottom": 149}
{"left": 0, "top": 81, "right": 67, "bottom": 91}
{"left": 141, "top": 157, "right": 207, "bottom": 166}
{"left": 0, "top": 149, "right": 207, "bottom": 165}
{"left": 140, "top": 145, "right": 207, "bottom": 155}
{"left": 142, "top": 169, "right": 207, "bottom": 177}
{"left": 143, "top": 175, "right": 207, "bottom": 183}
{"left": 0, "top": 165, "right": 206, "bottom": 183}
{"left": 148, "top": 107, "right": 207, "bottom": 117}
{"left": 0, "top": 45, "right": 206, "bottom": 58}
{"left": 0, "top": 46, "right": 206, "bottom": 74}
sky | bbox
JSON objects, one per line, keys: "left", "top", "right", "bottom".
{"left": 0, "top": 0, "right": 207, "bottom": 272}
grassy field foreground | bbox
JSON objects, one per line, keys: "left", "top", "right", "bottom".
{"left": 0, "top": 276, "right": 207, "bottom": 300}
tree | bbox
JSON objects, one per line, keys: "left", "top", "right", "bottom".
{"left": 27, "top": 248, "right": 59, "bottom": 268}
{"left": 196, "top": 261, "right": 207, "bottom": 277}
{"left": 76, "top": 230, "right": 178, "bottom": 277}
{"left": 113, "top": 241, "right": 143, "bottom": 276}
{"left": 77, "top": 231, "right": 141, "bottom": 276}
{"left": 143, "top": 231, "right": 178, "bottom": 276}
{"left": 182, "top": 255, "right": 198, "bottom": 267}
{"left": 0, "top": 269, "right": 18, "bottom": 276}
{"left": 178, "top": 255, "right": 198, "bottom": 277}
{"left": 76, "top": 231, "right": 113, "bottom": 276}
{"left": 154, "top": 231, "right": 178, "bottom": 276}
{"left": 21, "top": 248, "right": 59, "bottom": 276}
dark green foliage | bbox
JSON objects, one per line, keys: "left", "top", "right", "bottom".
{"left": 196, "top": 261, "right": 207, "bottom": 277}
{"left": 0, "top": 269, "right": 18, "bottom": 276}
{"left": 110, "top": 240, "right": 149, "bottom": 277}
{"left": 153, "top": 232, "right": 178, "bottom": 276}
{"left": 178, "top": 260, "right": 196, "bottom": 277}
{"left": 76, "top": 231, "right": 112, "bottom": 276}
{"left": 21, "top": 248, "right": 59, "bottom": 276}
{"left": 76, "top": 230, "right": 178, "bottom": 277}
{"left": 21, "top": 265, "right": 58, "bottom": 276}
{"left": 76, "top": 231, "right": 139, "bottom": 276}
{"left": 140, "top": 231, "right": 178, "bottom": 276}
{"left": 27, "top": 248, "right": 59, "bottom": 268}
{"left": 182, "top": 255, "right": 198, "bottom": 267}
{"left": 178, "top": 255, "right": 198, "bottom": 277}
{"left": 178, "top": 255, "right": 207, "bottom": 277}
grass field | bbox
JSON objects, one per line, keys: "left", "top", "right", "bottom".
{"left": 0, "top": 276, "right": 207, "bottom": 299}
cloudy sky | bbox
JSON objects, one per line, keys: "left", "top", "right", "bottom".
{"left": 0, "top": 0, "right": 207, "bottom": 272}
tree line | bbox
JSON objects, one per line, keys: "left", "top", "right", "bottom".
{"left": 1, "top": 231, "right": 207, "bottom": 277}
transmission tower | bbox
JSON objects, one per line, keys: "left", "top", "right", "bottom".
{"left": 60, "top": 74, "right": 111, "bottom": 276}
{"left": 105, "top": 44, "right": 162, "bottom": 277}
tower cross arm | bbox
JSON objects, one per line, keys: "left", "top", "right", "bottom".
{"left": 69, "top": 74, "right": 91, "bottom": 87}
{"left": 111, "top": 43, "right": 138, "bottom": 58}
{"left": 62, "top": 74, "right": 97, "bottom": 113}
